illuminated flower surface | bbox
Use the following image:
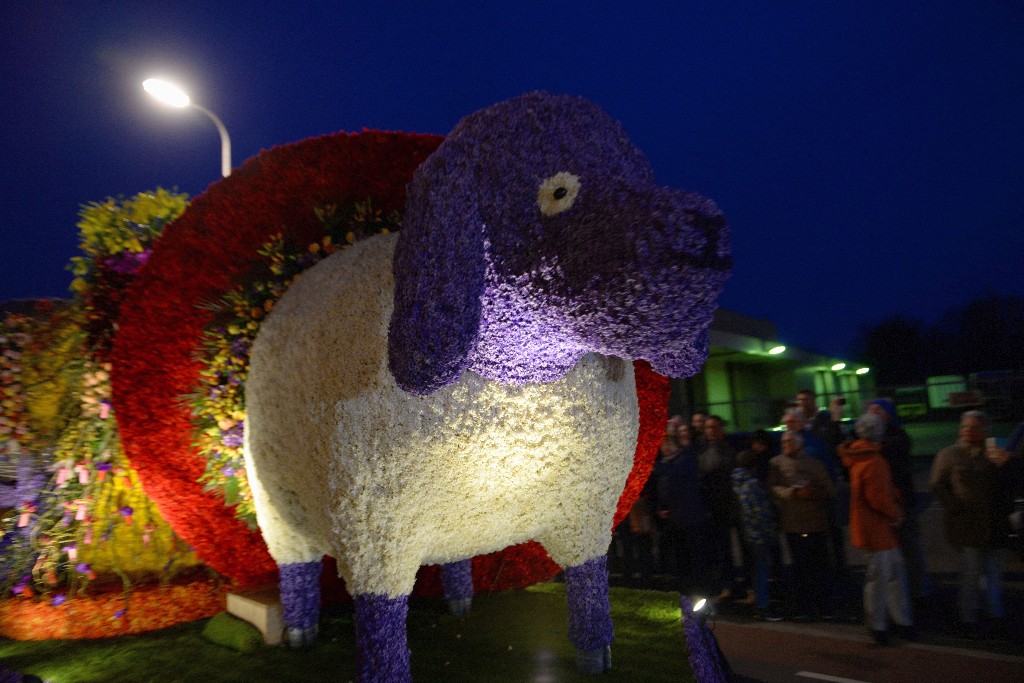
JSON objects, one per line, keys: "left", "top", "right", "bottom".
{"left": 247, "top": 232, "right": 640, "bottom": 595}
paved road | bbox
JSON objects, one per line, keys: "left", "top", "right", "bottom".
{"left": 717, "top": 613, "right": 1024, "bottom": 683}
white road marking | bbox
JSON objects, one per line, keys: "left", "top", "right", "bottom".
{"left": 796, "top": 673, "right": 873, "bottom": 683}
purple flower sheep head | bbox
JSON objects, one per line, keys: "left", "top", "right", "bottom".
{"left": 389, "top": 92, "right": 731, "bottom": 394}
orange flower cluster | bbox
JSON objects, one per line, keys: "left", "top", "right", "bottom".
{"left": 0, "top": 575, "right": 225, "bottom": 640}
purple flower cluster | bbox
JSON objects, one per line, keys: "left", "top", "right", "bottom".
{"left": 219, "top": 423, "right": 244, "bottom": 448}
{"left": 279, "top": 561, "right": 321, "bottom": 630}
{"left": 0, "top": 665, "right": 25, "bottom": 683}
{"left": 564, "top": 555, "right": 614, "bottom": 651}
{"left": 389, "top": 92, "right": 730, "bottom": 394}
{"left": 10, "top": 575, "right": 30, "bottom": 595}
{"left": 354, "top": 594, "right": 411, "bottom": 683}
{"left": 102, "top": 249, "right": 151, "bottom": 274}
{"left": 440, "top": 559, "right": 473, "bottom": 601}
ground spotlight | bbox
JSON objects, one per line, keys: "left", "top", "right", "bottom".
{"left": 684, "top": 595, "right": 711, "bottom": 624}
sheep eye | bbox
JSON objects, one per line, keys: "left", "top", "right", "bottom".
{"left": 537, "top": 172, "right": 580, "bottom": 216}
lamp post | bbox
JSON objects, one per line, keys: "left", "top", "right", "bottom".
{"left": 143, "top": 78, "right": 232, "bottom": 178}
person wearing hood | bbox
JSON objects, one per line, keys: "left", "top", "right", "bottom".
{"left": 731, "top": 449, "right": 781, "bottom": 620}
{"left": 840, "top": 412, "right": 913, "bottom": 645}
{"left": 867, "top": 398, "right": 931, "bottom": 600}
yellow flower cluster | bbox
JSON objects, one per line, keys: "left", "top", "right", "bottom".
{"left": 68, "top": 189, "right": 188, "bottom": 295}
{"left": 20, "top": 309, "right": 81, "bottom": 442}
{"left": 77, "top": 463, "right": 199, "bottom": 576}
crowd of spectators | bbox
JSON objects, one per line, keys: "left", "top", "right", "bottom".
{"left": 612, "top": 390, "right": 1024, "bottom": 646}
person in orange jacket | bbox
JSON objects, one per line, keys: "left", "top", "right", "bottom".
{"left": 839, "top": 412, "right": 913, "bottom": 645}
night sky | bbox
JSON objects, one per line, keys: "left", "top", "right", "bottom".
{"left": 2, "top": 1, "right": 1022, "bottom": 357}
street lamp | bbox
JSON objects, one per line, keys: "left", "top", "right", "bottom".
{"left": 142, "top": 78, "right": 232, "bottom": 178}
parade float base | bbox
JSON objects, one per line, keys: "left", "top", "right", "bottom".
{"left": 0, "top": 583, "right": 695, "bottom": 682}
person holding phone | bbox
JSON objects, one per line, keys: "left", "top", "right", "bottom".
{"left": 930, "top": 410, "right": 1014, "bottom": 637}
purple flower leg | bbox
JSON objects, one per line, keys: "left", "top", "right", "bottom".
{"left": 0, "top": 664, "right": 28, "bottom": 683}
{"left": 441, "top": 559, "right": 474, "bottom": 615}
{"left": 354, "top": 593, "right": 411, "bottom": 683}
{"left": 680, "top": 594, "right": 728, "bottom": 683}
{"left": 279, "top": 560, "right": 321, "bottom": 647}
{"left": 564, "top": 555, "right": 613, "bottom": 673}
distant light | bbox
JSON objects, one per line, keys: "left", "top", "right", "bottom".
{"left": 143, "top": 78, "right": 190, "bottom": 108}
{"left": 831, "top": 362, "right": 846, "bottom": 372}
{"left": 856, "top": 367, "right": 870, "bottom": 375}
{"left": 692, "top": 598, "right": 707, "bottom": 612}
{"left": 768, "top": 345, "right": 786, "bottom": 355}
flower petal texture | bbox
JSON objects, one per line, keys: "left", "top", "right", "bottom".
{"left": 246, "top": 233, "right": 640, "bottom": 596}
{"left": 389, "top": 91, "right": 731, "bottom": 394}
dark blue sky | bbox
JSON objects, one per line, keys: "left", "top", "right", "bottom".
{"left": 2, "top": 1, "right": 1022, "bottom": 357}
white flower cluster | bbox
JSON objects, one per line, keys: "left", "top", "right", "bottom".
{"left": 244, "top": 233, "right": 639, "bottom": 596}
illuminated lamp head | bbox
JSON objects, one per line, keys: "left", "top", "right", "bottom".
{"left": 389, "top": 91, "right": 731, "bottom": 394}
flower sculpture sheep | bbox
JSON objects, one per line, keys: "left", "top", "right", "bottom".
{"left": 244, "top": 92, "right": 730, "bottom": 681}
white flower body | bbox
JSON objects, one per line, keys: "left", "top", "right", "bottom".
{"left": 244, "top": 233, "right": 638, "bottom": 597}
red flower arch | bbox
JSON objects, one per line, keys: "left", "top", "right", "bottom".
{"left": 111, "top": 130, "right": 668, "bottom": 591}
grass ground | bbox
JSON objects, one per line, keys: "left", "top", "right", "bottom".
{"left": 0, "top": 583, "right": 694, "bottom": 683}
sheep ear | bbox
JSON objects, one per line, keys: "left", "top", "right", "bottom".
{"left": 388, "top": 138, "right": 485, "bottom": 395}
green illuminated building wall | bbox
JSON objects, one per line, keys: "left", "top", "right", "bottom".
{"left": 669, "top": 309, "right": 873, "bottom": 433}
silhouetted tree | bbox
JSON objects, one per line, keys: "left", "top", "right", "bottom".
{"left": 855, "top": 316, "right": 929, "bottom": 385}
{"left": 855, "top": 294, "right": 1024, "bottom": 385}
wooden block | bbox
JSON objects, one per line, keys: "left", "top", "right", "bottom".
{"left": 226, "top": 586, "right": 284, "bottom": 646}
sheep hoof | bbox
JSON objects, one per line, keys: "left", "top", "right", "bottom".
{"left": 286, "top": 625, "right": 319, "bottom": 648}
{"left": 447, "top": 597, "right": 472, "bottom": 616}
{"left": 575, "top": 645, "right": 612, "bottom": 674}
